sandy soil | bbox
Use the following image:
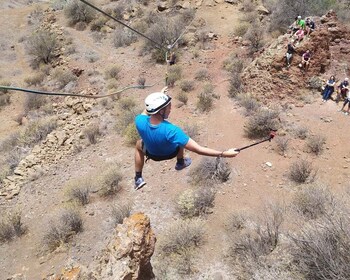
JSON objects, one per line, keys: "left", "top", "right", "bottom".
{"left": 1, "top": 1, "right": 350, "bottom": 279}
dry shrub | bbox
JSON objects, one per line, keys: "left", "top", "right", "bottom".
{"left": 24, "top": 72, "right": 45, "bottom": 86}
{"left": 290, "top": 208, "right": 350, "bottom": 280}
{"left": 0, "top": 94, "right": 10, "bottom": 109}
{"left": 27, "top": 29, "right": 58, "bottom": 67}
{"left": 90, "top": 16, "right": 108, "bottom": 32}
{"left": 179, "top": 80, "right": 194, "bottom": 92}
{"left": 275, "top": 136, "right": 290, "bottom": 156}
{"left": 195, "top": 68, "right": 210, "bottom": 81}
{"left": 124, "top": 123, "right": 139, "bottom": 145}
{"left": 227, "top": 204, "right": 284, "bottom": 276}
{"left": 236, "top": 93, "right": 261, "bottom": 115}
{"left": 223, "top": 55, "right": 245, "bottom": 74}
{"left": 0, "top": 132, "right": 20, "bottom": 153}
{"left": 83, "top": 123, "right": 101, "bottom": 144}
{"left": 119, "top": 97, "right": 137, "bottom": 111}
{"left": 113, "top": 27, "right": 138, "bottom": 48}
{"left": 293, "top": 125, "right": 309, "bottom": 139}
{"left": 293, "top": 184, "right": 335, "bottom": 220}
{"left": 43, "top": 208, "right": 83, "bottom": 251}
{"left": 177, "top": 91, "right": 188, "bottom": 105}
{"left": 197, "top": 92, "right": 213, "bottom": 112}
{"left": 228, "top": 73, "right": 242, "bottom": 98}
{"left": 244, "top": 21, "right": 265, "bottom": 53}
{"left": 190, "top": 157, "right": 231, "bottom": 186}
{"left": 306, "top": 134, "right": 326, "bottom": 155}
{"left": 20, "top": 117, "right": 57, "bottom": 147}
{"left": 225, "top": 212, "right": 247, "bottom": 232}
{"left": 0, "top": 211, "right": 26, "bottom": 243}
{"left": 234, "top": 22, "right": 250, "bottom": 37}
{"left": 182, "top": 123, "right": 200, "bottom": 141}
{"left": 24, "top": 93, "right": 47, "bottom": 113}
{"left": 288, "top": 159, "right": 317, "bottom": 184}
{"left": 244, "top": 108, "right": 280, "bottom": 139}
{"left": 167, "top": 65, "right": 182, "bottom": 87}
{"left": 176, "top": 188, "right": 216, "bottom": 218}
{"left": 64, "top": 0, "right": 96, "bottom": 26}
{"left": 137, "top": 76, "right": 146, "bottom": 87}
{"left": 115, "top": 99, "right": 142, "bottom": 139}
{"left": 158, "top": 218, "right": 205, "bottom": 255}
{"left": 51, "top": 67, "right": 77, "bottom": 89}
{"left": 98, "top": 166, "right": 123, "bottom": 196}
{"left": 105, "top": 65, "right": 121, "bottom": 80}
{"left": 65, "top": 179, "right": 91, "bottom": 206}
{"left": 112, "top": 201, "right": 133, "bottom": 225}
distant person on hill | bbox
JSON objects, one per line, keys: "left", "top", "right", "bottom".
{"left": 339, "top": 83, "right": 350, "bottom": 115}
{"left": 296, "top": 15, "right": 306, "bottom": 30}
{"left": 286, "top": 42, "right": 295, "bottom": 67}
{"left": 300, "top": 50, "right": 311, "bottom": 71}
{"left": 322, "top": 75, "right": 336, "bottom": 102}
{"left": 336, "top": 78, "right": 349, "bottom": 103}
{"left": 133, "top": 87, "right": 240, "bottom": 190}
{"left": 293, "top": 29, "right": 305, "bottom": 45}
{"left": 306, "top": 17, "right": 316, "bottom": 36}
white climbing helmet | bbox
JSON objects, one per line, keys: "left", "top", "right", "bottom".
{"left": 145, "top": 92, "right": 172, "bottom": 114}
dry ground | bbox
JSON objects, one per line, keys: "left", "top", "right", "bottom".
{"left": 1, "top": 1, "right": 350, "bottom": 279}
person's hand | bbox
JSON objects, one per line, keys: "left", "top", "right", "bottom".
{"left": 161, "top": 86, "right": 168, "bottom": 94}
{"left": 223, "top": 148, "right": 240, "bottom": 157}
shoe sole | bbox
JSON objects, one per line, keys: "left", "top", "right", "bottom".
{"left": 135, "top": 181, "right": 146, "bottom": 190}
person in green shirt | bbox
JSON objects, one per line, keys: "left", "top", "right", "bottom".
{"left": 296, "top": 15, "right": 306, "bottom": 30}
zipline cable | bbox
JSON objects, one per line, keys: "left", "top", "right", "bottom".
{"left": 79, "top": 0, "right": 165, "bottom": 50}
{"left": 0, "top": 79, "right": 163, "bottom": 99}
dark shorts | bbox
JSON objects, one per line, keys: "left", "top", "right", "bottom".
{"left": 142, "top": 141, "right": 179, "bottom": 162}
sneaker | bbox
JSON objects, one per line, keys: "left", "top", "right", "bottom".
{"left": 345, "top": 112, "right": 349, "bottom": 115}
{"left": 135, "top": 177, "right": 146, "bottom": 190}
{"left": 175, "top": 157, "right": 192, "bottom": 171}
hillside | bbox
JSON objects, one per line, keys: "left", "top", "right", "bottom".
{"left": 1, "top": 0, "right": 350, "bottom": 279}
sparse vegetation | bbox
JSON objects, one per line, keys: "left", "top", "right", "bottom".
{"left": 275, "top": 136, "right": 290, "bottom": 155}
{"left": 176, "top": 188, "right": 216, "bottom": 218}
{"left": 112, "top": 201, "right": 133, "bottom": 225}
{"left": 83, "top": 123, "right": 102, "bottom": 144}
{"left": 124, "top": 123, "right": 140, "bottom": 145}
{"left": 0, "top": 211, "right": 26, "bottom": 243}
{"left": 105, "top": 65, "right": 121, "bottom": 80}
{"left": 182, "top": 123, "right": 200, "bottom": 141}
{"left": 24, "top": 93, "right": 47, "bottom": 113}
{"left": 225, "top": 212, "right": 247, "bottom": 232}
{"left": 64, "top": 0, "right": 96, "bottom": 26}
{"left": 66, "top": 179, "right": 91, "bottom": 206}
{"left": 180, "top": 80, "right": 195, "bottom": 92}
{"left": 177, "top": 91, "right": 188, "bottom": 105}
{"left": 236, "top": 93, "right": 261, "bottom": 115}
{"left": 167, "top": 65, "right": 182, "bottom": 87}
{"left": 293, "top": 184, "right": 335, "bottom": 220}
{"left": 43, "top": 208, "right": 83, "bottom": 251}
{"left": 294, "top": 125, "right": 309, "bottom": 139}
{"left": 306, "top": 134, "right": 326, "bottom": 155}
{"left": 190, "top": 157, "right": 231, "bottom": 186}
{"left": 20, "top": 117, "right": 57, "bottom": 147}
{"left": 27, "top": 29, "right": 59, "bottom": 68}
{"left": 98, "top": 166, "right": 123, "bottom": 196}
{"left": 244, "top": 108, "right": 280, "bottom": 139}
{"left": 234, "top": 22, "right": 250, "bottom": 37}
{"left": 24, "top": 72, "right": 45, "bottom": 86}
{"left": 113, "top": 27, "right": 138, "bottom": 48}
{"left": 288, "top": 159, "right": 316, "bottom": 184}
{"left": 51, "top": 67, "right": 77, "bottom": 89}
{"left": 195, "top": 68, "right": 210, "bottom": 81}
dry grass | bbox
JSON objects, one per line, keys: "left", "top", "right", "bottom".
{"left": 292, "top": 184, "right": 335, "bottom": 220}
{"left": 0, "top": 211, "right": 26, "bottom": 243}
{"left": 65, "top": 179, "right": 91, "bottom": 206}
{"left": 195, "top": 68, "right": 210, "bottom": 81}
{"left": 179, "top": 80, "right": 195, "bottom": 92}
{"left": 64, "top": 0, "right": 96, "bottom": 26}
{"left": 20, "top": 117, "right": 57, "bottom": 147}
{"left": 244, "top": 108, "right": 280, "bottom": 139}
{"left": 288, "top": 159, "right": 317, "bottom": 184}
{"left": 112, "top": 201, "right": 133, "bottom": 225}
{"left": 190, "top": 157, "right": 231, "bottom": 186}
{"left": 236, "top": 93, "right": 261, "bottom": 115}
{"left": 83, "top": 123, "right": 102, "bottom": 144}
{"left": 24, "top": 72, "right": 45, "bottom": 86}
{"left": 293, "top": 125, "right": 309, "bottom": 140}
{"left": 176, "top": 188, "right": 216, "bottom": 218}
{"left": 51, "top": 67, "right": 77, "bottom": 89}
{"left": 98, "top": 166, "right": 123, "bottom": 197}
{"left": 43, "top": 208, "right": 83, "bottom": 252}
{"left": 104, "top": 65, "right": 121, "bottom": 80}
{"left": 306, "top": 134, "right": 326, "bottom": 155}
{"left": 24, "top": 93, "right": 47, "bottom": 113}
{"left": 113, "top": 27, "right": 138, "bottom": 48}
{"left": 274, "top": 136, "right": 290, "bottom": 156}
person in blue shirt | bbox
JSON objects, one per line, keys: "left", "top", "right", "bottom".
{"left": 134, "top": 87, "right": 240, "bottom": 190}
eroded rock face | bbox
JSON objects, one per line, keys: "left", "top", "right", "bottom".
{"left": 95, "top": 212, "right": 156, "bottom": 280}
{"left": 241, "top": 10, "right": 350, "bottom": 104}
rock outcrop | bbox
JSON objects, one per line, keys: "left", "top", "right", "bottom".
{"left": 241, "top": 10, "right": 350, "bottom": 104}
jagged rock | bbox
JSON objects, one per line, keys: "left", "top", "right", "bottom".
{"left": 225, "top": 0, "right": 238, "bottom": 4}
{"left": 157, "top": 2, "right": 168, "bottom": 11}
{"left": 95, "top": 213, "right": 156, "bottom": 280}
{"left": 257, "top": 5, "right": 269, "bottom": 15}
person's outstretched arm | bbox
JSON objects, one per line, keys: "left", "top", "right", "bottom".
{"left": 184, "top": 138, "right": 239, "bottom": 158}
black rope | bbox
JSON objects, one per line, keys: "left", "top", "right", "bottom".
{"left": 79, "top": 0, "right": 165, "bottom": 50}
{"left": 0, "top": 79, "right": 163, "bottom": 99}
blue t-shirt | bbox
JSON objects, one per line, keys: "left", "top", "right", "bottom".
{"left": 135, "top": 114, "right": 190, "bottom": 156}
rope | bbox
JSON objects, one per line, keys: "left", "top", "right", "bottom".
{"left": 79, "top": 0, "right": 165, "bottom": 50}
{"left": 0, "top": 79, "right": 163, "bottom": 99}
